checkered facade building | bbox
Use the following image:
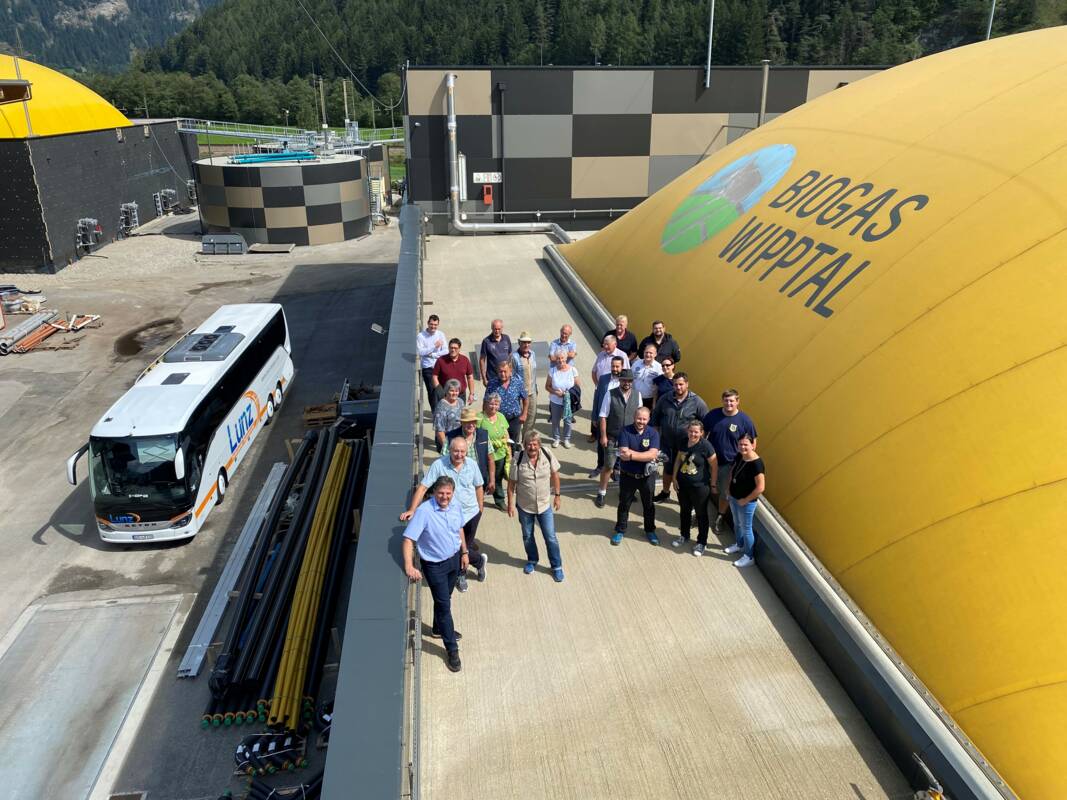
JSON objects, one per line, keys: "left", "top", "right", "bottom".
{"left": 405, "top": 66, "right": 878, "bottom": 232}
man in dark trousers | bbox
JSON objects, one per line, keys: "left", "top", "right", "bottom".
{"left": 479, "top": 318, "right": 512, "bottom": 390}
{"left": 639, "top": 320, "right": 682, "bottom": 366}
{"left": 650, "top": 372, "right": 708, "bottom": 501}
{"left": 586, "top": 355, "right": 624, "bottom": 478}
{"left": 604, "top": 314, "right": 638, "bottom": 361}
{"left": 612, "top": 406, "right": 661, "bottom": 546}
{"left": 595, "top": 369, "right": 641, "bottom": 508}
{"left": 402, "top": 476, "right": 467, "bottom": 672}
{"left": 416, "top": 314, "right": 448, "bottom": 405}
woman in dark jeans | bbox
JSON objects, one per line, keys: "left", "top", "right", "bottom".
{"left": 671, "top": 420, "right": 716, "bottom": 556}
{"left": 725, "top": 432, "right": 765, "bottom": 568}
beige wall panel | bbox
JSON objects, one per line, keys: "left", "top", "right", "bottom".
{"left": 339, "top": 179, "right": 365, "bottom": 202}
{"left": 264, "top": 206, "right": 308, "bottom": 228}
{"left": 806, "top": 69, "right": 879, "bottom": 101}
{"left": 307, "top": 222, "right": 345, "bottom": 245}
{"left": 407, "top": 69, "right": 492, "bottom": 116}
{"left": 650, "top": 113, "right": 731, "bottom": 156}
{"left": 572, "top": 156, "right": 650, "bottom": 199}
{"left": 224, "top": 186, "right": 263, "bottom": 208}
{"left": 200, "top": 204, "right": 230, "bottom": 227}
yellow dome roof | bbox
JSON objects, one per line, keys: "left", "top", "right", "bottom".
{"left": 0, "top": 54, "right": 131, "bottom": 139}
{"left": 562, "top": 26, "right": 1067, "bottom": 799}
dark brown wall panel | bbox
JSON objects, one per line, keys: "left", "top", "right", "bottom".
{"left": 572, "top": 115, "right": 651, "bottom": 157}
{"left": 500, "top": 157, "right": 570, "bottom": 205}
{"left": 492, "top": 69, "right": 574, "bottom": 115}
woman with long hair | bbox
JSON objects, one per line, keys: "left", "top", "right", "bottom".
{"left": 725, "top": 433, "right": 765, "bottom": 568}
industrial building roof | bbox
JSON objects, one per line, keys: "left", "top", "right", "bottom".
{"left": 0, "top": 53, "right": 131, "bottom": 139}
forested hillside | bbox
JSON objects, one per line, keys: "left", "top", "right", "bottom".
{"left": 78, "top": 0, "right": 1067, "bottom": 127}
{"left": 1, "top": 0, "right": 219, "bottom": 70}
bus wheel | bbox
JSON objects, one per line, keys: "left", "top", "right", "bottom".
{"left": 265, "top": 396, "right": 276, "bottom": 425}
{"left": 215, "top": 470, "right": 228, "bottom": 506}
{"left": 275, "top": 382, "right": 284, "bottom": 406}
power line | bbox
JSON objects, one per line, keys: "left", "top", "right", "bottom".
{"left": 292, "top": 0, "right": 406, "bottom": 112}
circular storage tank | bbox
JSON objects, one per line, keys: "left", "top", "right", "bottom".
{"left": 193, "top": 154, "right": 370, "bottom": 246}
{"left": 561, "top": 27, "right": 1067, "bottom": 799}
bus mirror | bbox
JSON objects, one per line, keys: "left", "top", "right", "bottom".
{"left": 67, "top": 443, "right": 89, "bottom": 486}
{"left": 174, "top": 448, "right": 186, "bottom": 481}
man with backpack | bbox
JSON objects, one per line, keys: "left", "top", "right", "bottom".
{"left": 508, "top": 431, "right": 565, "bottom": 582}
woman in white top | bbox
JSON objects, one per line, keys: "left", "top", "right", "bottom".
{"left": 545, "top": 351, "right": 580, "bottom": 448}
{"left": 631, "top": 343, "right": 663, "bottom": 409}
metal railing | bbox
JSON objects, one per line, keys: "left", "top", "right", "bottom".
{"left": 178, "top": 118, "right": 403, "bottom": 146}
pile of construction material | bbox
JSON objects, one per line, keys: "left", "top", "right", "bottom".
{"left": 0, "top": 307, "right": 101, "bottom": 355}
{"left": 200, "top": 425, "right": 368, "bottom": 744}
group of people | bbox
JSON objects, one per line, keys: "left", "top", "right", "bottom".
{"left": 404, "top": 314, "right": 765, "bottom": 672}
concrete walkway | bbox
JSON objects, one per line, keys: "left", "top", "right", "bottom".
{"left": 417, "top": 232, "right": 908, "bottom": 799}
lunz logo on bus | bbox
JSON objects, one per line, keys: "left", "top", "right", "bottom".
{"left": 227, "top": 403, "right": 256, "bottom": 454}
{"left": 109, "top": 512, "right": 141, "bottom": 524}
{"left": 661, "top": 143, "right": 930, "bottom": 318}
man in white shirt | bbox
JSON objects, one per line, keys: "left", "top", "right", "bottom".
{"left": 416, "top": 314, "right": 448, "bottom": 405}
{"left": 631, "top": 343, "right": 663, "bottom": 409}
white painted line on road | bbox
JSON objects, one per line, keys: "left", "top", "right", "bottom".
{"left": 87, "top": 593, "right": 193, "bottom": 800}
{"left": 0, "top": 601, "right": 41, "bottom": 666}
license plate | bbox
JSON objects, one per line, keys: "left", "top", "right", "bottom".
{"left": 133, "top": 533, "right": 154, "bottom": 540}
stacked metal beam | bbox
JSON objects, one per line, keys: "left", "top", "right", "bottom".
{"left": 203, "top": 426, "right": 368, "bottom": 733}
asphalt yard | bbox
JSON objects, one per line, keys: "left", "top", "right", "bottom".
{"left": 416, "top": 232, "right": 909, "bottom": 799}
{"left": 0, "top": 214, "right": 397, "bottom": 799}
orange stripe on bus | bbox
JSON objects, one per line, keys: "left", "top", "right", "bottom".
{"left": 195, "top": 484, "right": 216, "bottom": 517}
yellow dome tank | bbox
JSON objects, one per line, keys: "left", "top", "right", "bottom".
{"left": 0, "top": 54, "right": 131, "bottom": 138}
{"left": 561, "top": 26, "right": 1067, "bottom": 799}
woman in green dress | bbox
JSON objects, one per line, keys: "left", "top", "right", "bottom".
{"left": 478, "top": 393, "right": 511, "bottom": 510}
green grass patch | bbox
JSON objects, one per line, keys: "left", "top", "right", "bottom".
{"left": 389, "top": 155, "right": 406, "bottom": 180}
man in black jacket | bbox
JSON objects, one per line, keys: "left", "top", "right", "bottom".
{"left": 650, "top": 372, "right": 708, "bottom": 501}
{"left": 638, "top": 320, "right": 682, "bottom": 365}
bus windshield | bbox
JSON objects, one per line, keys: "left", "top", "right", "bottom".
{"left": 89, "top": 435, "right": 191, "bottom": 508}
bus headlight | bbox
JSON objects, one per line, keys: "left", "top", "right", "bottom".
{"left": 98, "top": 520, "right": 115, "bottom": 532}
{"left": 170, "top": 513, "right": 193, "bottom": 529}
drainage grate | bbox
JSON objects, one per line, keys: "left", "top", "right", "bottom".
{"left": 109, "top": 793, "right": 146, "bottom": 800}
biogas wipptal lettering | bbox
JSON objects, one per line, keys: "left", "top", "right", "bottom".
{"left": 661, "top": 144, "right": 929, "bottom": 318}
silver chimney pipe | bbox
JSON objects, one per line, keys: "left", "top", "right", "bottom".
{"left": 446, "top": 73, "right": 571, "bottom": 242}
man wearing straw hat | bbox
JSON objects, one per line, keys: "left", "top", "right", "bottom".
{"left": 512, "top": 331, "right": 538, "bottom": 446}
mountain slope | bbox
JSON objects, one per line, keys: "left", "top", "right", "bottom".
{"left": 1, "top": 0, "right": 220, "bottom": 70}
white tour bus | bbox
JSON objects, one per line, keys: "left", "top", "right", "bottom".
{"left": 67, "top": 303, "right": 295, "bottom": 543}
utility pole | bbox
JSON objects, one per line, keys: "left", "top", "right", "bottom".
{"left": 985, "top": 0, "right": 997, "bottom": 40}
{"left": 342, "top": 79, "right": 350, "bottom": 129}
{"left": 704, "top": 0, "right": 716, "bottom": 88}
{"left": 318, "top": 77, "right": 328, "bottom": 129}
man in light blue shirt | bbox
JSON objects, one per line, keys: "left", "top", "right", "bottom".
{"left": 402, "top": 476, "right": 467, "bottom": 672}
{"left": 401, "top": 437, "right": 486, "bottom": 592}
{"left": 416, "top": 314, "right": 448, "bottom": 405}
{"left": 549, "top": 324, "right": 577, "bottom": 364}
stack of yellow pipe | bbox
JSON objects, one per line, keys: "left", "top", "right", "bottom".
{"left": 268, "top": 440, "right": 351, "bottom": 729}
